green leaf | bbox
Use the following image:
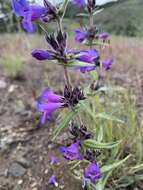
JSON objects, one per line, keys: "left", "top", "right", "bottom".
{"left": 93, "top": 8, "right": 104, "bottom": 15}
{"left": 76, "top": 13, "right": 89, "bottom": 17}
{"left": 52, "top": 110, "right": 76, "bottom": 141}
{"left": 101, "top": 155, "right": 131, "bottom": 173}
{"left": 96, "top": 112, "right": 125, "bottom": 123}
{"left": 84, "top": 41, "right": 109, "bottom": 46}
{"left": 60, "top": 0, "right": 69, "bottom": 18}
{"left": 80, "top": 102, "right": 124, "bottom": 123}
{"left": 64, "top": 60, "right": 93, "bottom": 68}
{"left": 84, "top": 139, "right": 122, "bottom": 149}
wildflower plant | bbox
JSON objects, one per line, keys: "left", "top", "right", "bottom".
{"left": 12, "top": 0, "right": 132, "bottom": 189}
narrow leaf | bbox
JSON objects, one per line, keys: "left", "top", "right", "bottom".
{"left": 84, "top": 139, "right": 122, "bottom": 149}
{"left": 52, "top": 110, "right": 76, "bottom": 141}
{"left": 96, "top": 112, "right": 125, "bottom": 123}
{"left": 101, "top": 155, "right": 131, "bottom": 173}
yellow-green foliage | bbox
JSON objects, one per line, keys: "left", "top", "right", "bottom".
{"left": 79, "top": 86, "right": 143, "bottom": 189}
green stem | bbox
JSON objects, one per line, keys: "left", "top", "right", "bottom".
{"left": 57, "top": 17, "right": 71, "bottom": 87}
{"left": 64, "top": 66, "right": 71, "bottom": 87}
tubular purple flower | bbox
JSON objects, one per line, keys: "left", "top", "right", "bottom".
{"left": 50, "top": 156, "right": 60, "bottom": 165}
{"left": 74, "top": 29, "right": 87, "bottom": 43}
{"left": 77, "top": 49, "right": 100, "bottom": 64}
{"left": 48, "top": 175, "right": 58, "bottom": 187}
{"left": 60, "top": 142, "right": 83, "bottom": 161}
{"left": 99, "top": 32, "right": 109, "bottom": 40}
{"left": 37, "top": 88, "right": 65, "bottom": 124}
{"left": 84, "top": 162, "right": 102, "bottom": 184}
{"left": 102, "top": 59, "right": 113, "bottom": 71}
{"left": 11, "top": 0, "right": 46, "bottom": 33}
{"left": 79, "top": 66, "right": 96, "bottom": 73}
{"left": 71, "top": 0, "right": 86, "bottom": 7}
{"left": 40, "top": 88, "right": 64, "bottom": 103}
{"left": 32, "top": 49, "right": 54, "bottom": 60}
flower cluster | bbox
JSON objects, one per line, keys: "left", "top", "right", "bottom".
{"left": 37, "top": 85, "right": 86, "bottom": 123}
{"left": 69, "top": 123, "right": 93, "bottom": 140}
{"left": 60, "top": 123, "right": 102, "bottom": 187}
{"left": 75, "top": 28, "right": 109, "bottom": 43}
{"left": 12, "top": 0, "right": 114, "bottom": 189}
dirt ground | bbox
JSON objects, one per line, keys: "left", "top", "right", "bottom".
{"left": 0, "top": 34, "right": 143, "bottom": 190}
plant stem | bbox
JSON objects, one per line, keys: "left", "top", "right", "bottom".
{"left": 64, "top": 66, "right": 71, "bottom": 87}
{"left": 89, "top": 12, "right": 94, "bottom": 30}
{"left": 89, "top": 6, "right": 101, "bottom": 87}
{"left": 57, "top": 17, "right": 71, "bottom": 87}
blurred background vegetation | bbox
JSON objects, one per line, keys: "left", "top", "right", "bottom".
{"left": 1, "top": 0, "right": 143, "bottom": 37}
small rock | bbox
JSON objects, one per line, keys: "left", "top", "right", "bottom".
{"left": 59, "top": 185, "right": 65, "bottom": 189}
{"left": 0, "top": 80, "right": 7, "bottom": 89}
{"left": 8, "top": 84, "right": 18, "bottom": 93}
{"left": 16, "top": 157, "right": 30, "bottom": 168}
{"left": 31, "top": 182, "right": 37, "bottom": 188}
{"left": 17, "top": 179, "right": 23, "bottom": 185}
{"left": 44, "top": 169, "right": 49, "bottom": 174}
{"left": 8, "top": 162, "right": 26, "bottom": 177}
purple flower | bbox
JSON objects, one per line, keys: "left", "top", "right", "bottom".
{"left": 79, "top": 66, "right": 96, "bottom": 73}
{"left": 74, "top": 29, "right": 87, "bottom": 43}
{"left": 75, "top": 49, "right": 100, "bottom": 73}
{"left": 84, "top": 162, "right": 102, "bottom": 184}
{"left": 37, "top": 88, "right": 66, "bottom": 124}
{"left": 102, "top": 59, "right": 113, "bottom": 71}
{"left": 11, "top": 0, "right": 46, "bottom": 33}
{"left": 71, "top": 0, "right": 86, "bottom": 7}
{"left": 60, "top": 142, "right": 83, "bottom": 161}
{"left": 48, "top": 175, "right": 58, "bottom": 187}
{"left": 99, "top": 32, "right": 109, "bottom": 41}
{"left": 77, "top": 49, "right": 99, "bottom": 64}
{"left": 50, "top": 156, "right": 60, "bottom": 165}
{"left": 32, "top": 49, "right": 54, "bottom": 60}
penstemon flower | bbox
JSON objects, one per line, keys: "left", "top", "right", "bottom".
{"left": 77, "top": 49, "right": 100, "bottom": 63}
{"left": 37, "top": 88, "right": 66, "bottom": 124}
{"left": 83, "top": 162, "right": 102, "bottom": 186}
{"left": 38, "top": 86, "right": 86, "bottom": 124}
{"left": 74, "top": 29, "right": 87, "bottom": 43}
{"left": 102, "top": 59, "right": 114, "bottom": 71}
{"left": 11, "top": 0, "right": 46, "bottom": 32}
{"left": 99, "top": 32, "right": 109, "bottom": 41}
{"left": 32, "top": 31, "right": 70, "bottom": 63}
{"left": 60, "top": 142, "right": 83, "bottom": 161}
{"left": 50, "top": 156, "right": 60, "bottom": 165}
{"left": 74, "top": 28, "right": 109, "bottom": 44}
{"left": 48, "top": 175, "right": 58, "bottom": 187}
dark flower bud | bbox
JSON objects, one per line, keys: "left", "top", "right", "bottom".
{"left": 87, "top": 0, "right": 96, "bottom": 13}
{"left": 44, "top": 0, "right": 58, "bottom": 19}
{"left": 85, "top": 149, "right": 101, "bottom": 162}
{"left": 64, "top": 85, "right": 72, "bottom": 99}
{"left": 46, "top": 33, "right": 59, "bottom": 51}
{"left": 86, "top": 27, "right": 99, "bottom": 41}
{"left": 64, "top": 85, "right": 85, "bottom": 107}
{"left": 46, "top": 31, "right": 67, "bottom": 58}
{"left": 69, "top": 122, "right": 80, "bottom": 139}
{"left": 79, "top": 125, "right": 93, "bottom": 140}
{"left": 69, "top": 123, "right": 92, "bottom": 141}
